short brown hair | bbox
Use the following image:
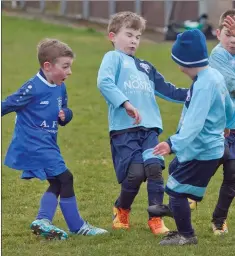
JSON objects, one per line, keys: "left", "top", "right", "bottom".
{"left": 37, "top": 38, "right": 74, "bottom": 66}
{"left": 219, "top": 9, "right": 235, "bottom": 30}
{"left": 108, "top": 11, "right": 146, "bottom": 34}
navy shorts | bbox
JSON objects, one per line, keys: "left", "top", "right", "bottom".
{"left": 110, "top": 129, "right": 165, "bottom": 183}
{"left": 225, "top": 131, "right": 235, "bottom": 160}
{"left": 165, "top": 157, "right": 220, "bottom": 201}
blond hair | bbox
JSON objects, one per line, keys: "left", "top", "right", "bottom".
{"left": 37, "top": 38, "right": 74, "bottom": 67}
{"left": 219, "top": 9, "right": 235, "bottom": 30}
{"left": 108, "top": 11, "right": 146, "bottom": 34}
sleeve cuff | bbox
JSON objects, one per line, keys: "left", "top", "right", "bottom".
{"left": 165, "top": 138, "right": 174, "bottom": 154}
{"left": 58, "top": 108, "right": 73, "bottom": 126}
{"left": 120, "top": 100, "right": 129, "bottom": 108}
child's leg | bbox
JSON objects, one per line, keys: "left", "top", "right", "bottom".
{"left": 58, "top": 170, "right": 108, "bottom": 235}
{"left": 111, "top": 132, "right": 144, "bottom": 229}
{"left": 212, "top": 139, "right": 235, "bottom": 233}
{"left": 145, "top": 163, "right": 164, "bottom": 207}
{"left": 57, "top": 170, "right": 85, "bottom": 232}
{"left": 36, "top": 179, "right": 60, "bottom": 222}
{"left": 212, "top": 160, "right": 235, "bottom": 224}
{"left": 31, "top": 179, "right": 68, "bottom": 240}
{"left": 115, "top": 163, "right": 145, "bottom": 209}
{"left": 111, "top": 132, "right": 144, "bottom": 210}
{"left": 159, "top": 158, "right": 220, "bottom": 245}
{"left": 169, "top": 196, "right": 195, "bottom": 237}
{"left": 142, "top": 130, "right": 165, "bottom": 207}
{"left": 141, "top": 130, "right": 169, "bottom": 234}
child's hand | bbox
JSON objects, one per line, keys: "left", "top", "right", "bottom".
{"left": 224, "top": 128, "right": 230, "bottom": 138}
{"left": 58, "top": 110, "right": 65, "bottom": 121}
{"left": 123, "top": 101, "right": 141, "bottom": 125}
{"left": 223, "top": 15, "right": 235, "bottom": 37}
{"left": 153, "top": 142, "right": 171, "bottom": 156}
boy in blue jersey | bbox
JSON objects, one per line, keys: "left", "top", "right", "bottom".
{"left": 149, "top": 29, "right": 234, "bottom": 245}
{"left": 208, "top": 10, "right": 235, "bottom": 235}
{"left": 2, "top": 38, "right": 107, "bottom": 240}
{"left": 97, "top": 11, "right": 188, "bottom": 234}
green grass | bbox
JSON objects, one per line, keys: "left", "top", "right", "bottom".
{"left": 2, "top": 15, "right": 235, "bottom": 256}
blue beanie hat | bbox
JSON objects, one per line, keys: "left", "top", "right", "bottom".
{"left": 171, "top": 29, "right": 208, "bottom": 68}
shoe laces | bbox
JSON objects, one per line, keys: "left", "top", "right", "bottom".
{"left": 164, "top": 231, "right": 179, "bottom": 239}
{"left": 118, "top": 208, "right": 129, "bottom": 224}
{"left": 149, "top": 217, "right": 162, "bottom": 229}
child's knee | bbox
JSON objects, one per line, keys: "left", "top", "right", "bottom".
{"left": 127, "top": 163, "right": 145, "bottom": 186}
{"left": 57, "top": 170, "right": 75, "bottom": 198}
{"left": 145, "top": 163, "right": 163, "bottom": 181}
{"left": 57, "top": 170, "right": 74, "bottom": 185}
{"left": 47, "top": 179, "right": 61, "bottom": 197}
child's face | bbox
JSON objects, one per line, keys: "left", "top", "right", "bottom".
{"left": 43, "top": 57, "right": 73, "bottom": 85}
{"left": 217, "top": 26, "right": 235, "bottom": 55}
{"left": 179, "top": 66, "right": 195, "bottom": 80}
{"left": 109, "top": 26, "right": 141, "bottom": 56}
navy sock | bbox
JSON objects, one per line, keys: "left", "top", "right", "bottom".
{"left": 115, "top": 178, "right": 140, "bottom": 210}
{"left": 147, "top": 179, "right": 164, "bottom": 218}
{"left": 115, "top": 186, "right": 140, "bottom": 209}
{"left": 147, "top": 179, "right": 164, "bottom": 206}
{"left": 36, "top": 192, "right": 58, "bottom": 222}
{"left": 170, "top": 196, "right": 195, "bottom": 237}
{"left": 59, "top": 196, "right": 84, "bottom": 232}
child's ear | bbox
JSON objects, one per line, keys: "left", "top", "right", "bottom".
{"left": 43, "top": 62, "right": 51, "bottom": 71}
{"left": 108, "top": 32, "right": 116, "bottom": 42}
{"left": 216, "top": 28, "right": 221, "bottom": 41}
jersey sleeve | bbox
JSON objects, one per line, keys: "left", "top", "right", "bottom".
{"left": 168, "top": 85, "right": 213, "bottom": 153}
{"left": 97, "top": 51, "right": 129, "bottom": 108}
{"left": 209, "top": 50, "right": 235, "bottom": 98}
{"left": 61, "top": 84, "right": 68, "bottom": 108}
{"left": 58, "top": 84, "right": 73, "bottom": 126}
{"left": 224, "top": 89, "right": 235, "bottom": 128}
{"left": 152, "top": 67, "right": 188, "bottom": 103}
{"left": 1, "top": 81, "right": 35, "bottom": 116}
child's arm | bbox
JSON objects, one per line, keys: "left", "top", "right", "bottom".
{"left": 58, "top": 85, "right": 73, "bottom": 126}
{"left": 152, "top": 67, "right": 188, "bottom": 103}
{"left": 155, "top": 85, "right": 214, "bottom": 155}
{"left": 1, "top": 82, "right": 35, "bottom": 116}
{"left": 97, "top": 51, "right": 129, "bottom": 108}
{"left": 209, "top": 51, "right": 235, "bottom": 97}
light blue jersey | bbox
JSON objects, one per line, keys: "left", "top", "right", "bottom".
{"left": 209, "top": 43, "right": 235, "bottom": 129}
{"left": 168, "top": 67, "right": 234, "bottom": 162}
{"left": 97, "top": 50, "right": 188, "bottom": 133}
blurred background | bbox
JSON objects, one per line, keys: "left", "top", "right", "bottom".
{"left": 2, "top": 0, "right": 235, "bottom": 41}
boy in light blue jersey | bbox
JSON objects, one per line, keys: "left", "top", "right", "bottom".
{"left": 97, "top": 11, "right": 188, "bottom": 234}
{"left": 2, "top": 39, "right": 107, "bottom": 240}
{"left": 149, "top": 29, "right": 234, "bottom": 245}
{"left": 208, "top": 10, "right": 235, "bottom": 235}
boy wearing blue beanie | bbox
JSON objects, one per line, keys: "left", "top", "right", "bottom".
{"left": 148, "top": 29, "right": 234, "bottom": 245}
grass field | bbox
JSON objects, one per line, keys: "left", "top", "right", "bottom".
{"left": 2, "top": 14, "right": 235, "bottom": 256}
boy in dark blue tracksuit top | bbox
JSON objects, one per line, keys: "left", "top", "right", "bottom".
{"left": 2, "top": 38, "right": 107, "bottom": 240}
{"left": 97, "top": 11, "right": 188, "bottom": 234}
